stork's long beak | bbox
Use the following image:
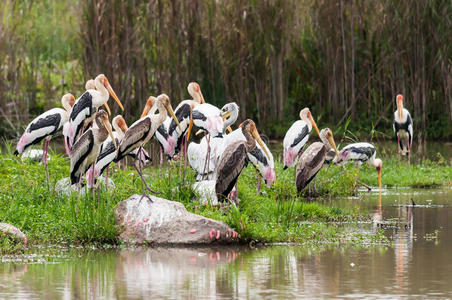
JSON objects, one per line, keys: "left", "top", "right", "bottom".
{"left": 195, "top": 129, "right": 205, "bottom": 136}
{"left": 103, "top": 119, "right": 117, "bottom": 149}
{"left": 104, "top": 102, "right": 112, "bottom": 116}
{"left": 250, "top": 124, "right": 271, "bottom": 159}
{"left": 397, "top": 98, "right": 403, "bottom": 121}
{"left": 186, "top": 108, "right": 194, "bottom": 142}
{"left": 377, "top": 167, "right": 382, "bottom": 192}
{"left": 222, "top": 111, "right": 233, "bottom": 133}
{"left": 141, "top": 98, "right": 153, "bottom": 118}
{"left": 327, "top": 134, "right": 340, "bottom": 160}
{"left": 106, "top": 82, "right": 124, "bottom": 111}
{"left": 164, "top": 102, "right": 181, "bottom": 131}
{"left": 199, "top": 90, "right": 206, "bottom": 104}
{"left": 309, "top": 116, "right": 321, "bottom": 136}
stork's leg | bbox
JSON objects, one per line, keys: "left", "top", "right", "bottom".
{"left": 105, "top": 165, "right": 110, "bottom": 191}
{"left": 255, "top": 169, "right": 262, "bottom": 193}
{"left": 42, "top": 139, "right": 50, "bottom": 185}
{"left": 407, "top": 136, "right": 411, "bottom": 165}
{"left": 160, "top": 146, "right": 164, "bottom": 169}
{"left": 201, "top": 135, "right": 211, "bottom": 180}
{"left": 184, "top": 134, "right": 188, "bottom": 170}
{"left": 134, "top": 147, "right": 158, "bottom": 202}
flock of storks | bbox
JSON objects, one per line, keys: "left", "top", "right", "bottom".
{"left": 13, "top": 74, "right": 413, "bottom": 202}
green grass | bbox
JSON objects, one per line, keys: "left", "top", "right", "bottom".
{"left": 1, "top": 142, "right": 449, "bottom": 253}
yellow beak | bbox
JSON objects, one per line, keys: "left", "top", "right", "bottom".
{"left": 103, "top": 119, "right": 117, "bottom": 149}
{"left": 186, "top": 107, "right": 194, "bottom": 142}
{"left": 103, "top": 102, "right": 112, "bottom": 116}
{"left": 377, "top": 168, "right": 382, "bottom": 192}
{"left": 164, "top": 102, "right": 181, "bottom": 131}
{"left": 327, "top": 134, "right": 340, "bottom": 160}
{"left": 221, "top": 111, "right": 233, "bottom": 133}
{"left": 310, "top": 117, "right": 321, "bottom": 137}
{"left": 106, "top": 82, "right": 124, "bottom": 111}
{"left": 250, "top": 125, "right": 271, "bottom": 159}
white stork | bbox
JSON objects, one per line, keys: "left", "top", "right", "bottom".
{"left": 116, "top": 94, "right": 180, "bottom": 200}
{"left": 64, "top": 74, "right": 124, "bottom": 153}
{"left": 283, "top": 108, "right": 320, "bottom": 169}
{"left": 154, "top": 82, "right": 205, "bottom": 161}
{"left": 333, "top": 142, "right": 382, "bottom": 192}
{"left": 70, "top": 110, "right": 116, "bottom": 188}
{"left": 15, "top": 93, "right": 75, "bottom": 181}
{"left": 393, "top": 94, "right": 413, "bottom": 160}
{"left": 188, "top": 102, "right": 240, "bottom": 180}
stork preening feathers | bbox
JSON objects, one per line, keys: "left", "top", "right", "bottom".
{"left": 393, "top": 94, "right": 413, "bottom": 161}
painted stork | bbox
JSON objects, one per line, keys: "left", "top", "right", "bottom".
{"left": 393, "top": 94, "right": 413, "bottom": 160}
{"left": 154, "top": 82, "right": 205, "bottom": 161}
{"left": 188, "top": 102, "right": 240, "bottom": 180}
{"left": 64, "top": 74, "right": 124, "bottom": 153}
{"left": 215, "top": 119, "right": 270, "bottom": 202}
{"left": 15, "top": 93, "right": 75, "bottom": 181}
{"left": 333, "top": 142, "right": 382, "bottom": 192}
{"left": 70, "top": 110, "right": 116, "bottom": 188}
{"left": 86, "top": 115, "right": 151, "bottom": 187}
{"left": 283, "top": 108, "right": 320, "bottom": 169}
{"left": 116, "top": 94, "right": 180, "bottom": 200}
{"left": 295, "top": 128, "right": 339, "bottom": 194}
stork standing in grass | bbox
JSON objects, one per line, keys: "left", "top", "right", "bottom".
{"left": 116, "top": 94, "right": 180, "bottom": 200}
{"left": 295, "top": 128, "right": 339, "bottom": 195}
{"left": 86, "top": 115, "right": 151, "bottom": 188}
{"left": 15, "top": 93, "right": 75, "bottom": 182}
{"left": 393, "top": 94, "right": 413, "bottom": 162}
{"left": 70, "top": 110, "right": 116, "bottom": 190}
{"left": 333, "top": 142, "right": 382, "bottom": 193}
{"left": 283, "top": 108, "right": 321, "bottom": 169}
{"left": 215, "top": 119, "right": 270, "bottom": 203}
{"left": 64, "top": 74, "right": 124, "bottom": 153}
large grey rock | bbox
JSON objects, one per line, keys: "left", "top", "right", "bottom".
{"left": 0, "top": 223, "right": 27, "bottom": 244}
{"left": 115, "top": 195, "right": 239, "bottom": 245}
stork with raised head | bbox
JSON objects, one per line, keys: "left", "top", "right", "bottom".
{"left": 64, "top": 74, "right": 124, "bottom": 153}
{"left": 154, "top": 82, "right": 205, "bottom": 161}
{"left": 333, "top": 142, "right": 382, "bottom": 192}
{"left": 295, "top": 128, "right": 339, "bottom": 194}
{"left": 393, "top": 94, "right": 413, "bottom": 161}
{"left": 116, "top": 94, "right": 180, "bottom": 200}
{"left": 15, "top": 93, "right": 75, "bottom": 181}
{"left": 70, "top": 110, "right": 116, "bottom": 189}
{"left": 215, "top": 119, "right": 270, "bottom": 203}
{"left": 283, "top": 108, "right": 320, "bottom": 169}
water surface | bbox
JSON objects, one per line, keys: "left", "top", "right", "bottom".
{"left": 1, "top": 188, "right": 452, "bottom": 298}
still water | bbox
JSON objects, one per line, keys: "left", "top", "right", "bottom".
{"left": 1, "top": 187, "right": 452, "bottom": 299}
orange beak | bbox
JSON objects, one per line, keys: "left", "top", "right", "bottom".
{"left": 377, "top": 167, "right": 382, "bottom": 192}
{"left": 397, "top": 95, "right": 403, "bottom": 120}
{"left": 309, "top": 114, "right": 320, "bottom": 136}
{"left": 186, "top": 107, "right": 194, "bottom": 142}
{"left": 105, "top": 79, "right": 124, "bottom": 111}
{"left": 141, "top": 97, "right": 153, "bottom": 118}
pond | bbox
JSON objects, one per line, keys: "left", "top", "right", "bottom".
{"left": 1, "top": 187, "right": 451, "bottom": 298}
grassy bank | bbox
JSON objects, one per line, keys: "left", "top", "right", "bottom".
{"left": 0, "top": 145, "right": 450, "bottom": 253}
